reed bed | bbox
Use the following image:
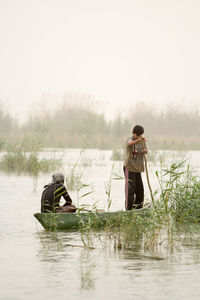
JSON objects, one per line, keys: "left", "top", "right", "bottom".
{"left": 1, "top": 98, "right": 200, "bottom": 150}
{"left": 78, "top": 160, "right": 200, "bottom": 254}
{"left": 0, "top": 143, "right": 61, "bottom": 175}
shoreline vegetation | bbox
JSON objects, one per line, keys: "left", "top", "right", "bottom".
{"left": 0, "top": 96, "right": 200, "bottom": 151}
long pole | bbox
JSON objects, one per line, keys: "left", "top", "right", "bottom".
{"left": 144, "top": 154, "right": 154, "bottom": 205}
{"left": 142, "top": 138, "right": 154, "bottom": 205}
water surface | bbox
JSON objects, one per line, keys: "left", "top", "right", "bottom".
{"left": 0, "top": 149, "right": 200, "bottom": 299}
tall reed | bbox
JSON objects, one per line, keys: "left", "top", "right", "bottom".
{"left": 78, "top": 160, "right": 200, "bottom": 255}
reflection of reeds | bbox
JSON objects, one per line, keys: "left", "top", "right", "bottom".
{"left": 80, "top": 251, "right": 96, "bottom": 290}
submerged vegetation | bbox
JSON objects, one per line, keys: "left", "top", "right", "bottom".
{"left": 0, "top": 95, "right": 200, "bottom": 151}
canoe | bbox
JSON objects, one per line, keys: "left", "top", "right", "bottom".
{"left": 34, "top": 203, "right": 152, "bottom": 231}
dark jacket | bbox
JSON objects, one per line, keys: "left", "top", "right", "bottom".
{"left": 41, "top": 183, "right": 72, "bottom": 213}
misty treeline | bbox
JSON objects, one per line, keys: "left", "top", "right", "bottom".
{"left": 0, "top": 95, "right": 200, "bottom": 151}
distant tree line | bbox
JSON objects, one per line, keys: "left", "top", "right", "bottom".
{"left": 0, "top": 96, "right": 200, "bottom": 151}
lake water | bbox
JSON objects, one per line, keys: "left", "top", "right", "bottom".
{"left": 0, "top": 149, "right": 200, "bottom": 300}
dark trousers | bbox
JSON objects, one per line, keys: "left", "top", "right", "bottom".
{"left": 123, "top": 167, "right": 144, "bottom": 210}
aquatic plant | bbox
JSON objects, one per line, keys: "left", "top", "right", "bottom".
{"left": 156, "top": 160, "right": 200, "bottom": 223}
{"left": 65, "top": 151, "right": 83, "bottom": 191}
{"left": 78, "top": 160, "right": 200, "bottom": 255}
{"left": 105, "top": 163, "right": 115, "bottom": 211}
{"left": 0, "top": 143, "right": 61, "bottom": 175}
{"left": 76, "top": 183, "right": 94, "bottom": 211}
{"left": 65, "top": 167, "right": 82, "bottom": 191}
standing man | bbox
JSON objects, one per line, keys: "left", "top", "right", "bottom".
{"left": 123, "top": 125, "right": 148, "bottom": 210}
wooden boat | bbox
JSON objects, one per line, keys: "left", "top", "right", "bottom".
{"left": 34, "top": 203, "right": 152, "bottom": 231}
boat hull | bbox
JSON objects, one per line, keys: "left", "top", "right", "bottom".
{"left": 34, "top": 204, "right": 151, "bottom": 231}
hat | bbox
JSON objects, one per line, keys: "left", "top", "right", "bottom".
{"left": 52, "top": 172, "right": 65, "bottom": 184}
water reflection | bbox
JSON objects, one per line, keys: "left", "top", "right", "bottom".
{"left": 79, "top": 250, "right": 96, "bottom": 290}
{"left": 1, "top": 150, "right": 200, "bottom": 300}
{"left": 36, "top": 231, "right": 78, "bottom": 262}
{"left": 35, "top": 230, "right": 97, "bottom": 291}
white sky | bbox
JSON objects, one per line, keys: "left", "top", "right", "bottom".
{"left": 0, "top": 0, "right": 200, "bottom": 121}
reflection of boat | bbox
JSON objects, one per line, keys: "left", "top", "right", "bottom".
{"left": 34, "top": 203, "right": 152, "bottom": 231}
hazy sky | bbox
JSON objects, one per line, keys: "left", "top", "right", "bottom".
{"left": 0, "top": 0, "right": 200, "bottom": 120}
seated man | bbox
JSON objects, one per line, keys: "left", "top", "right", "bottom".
{"left": 41, "top": 172, "right": 76, "bottom": 213}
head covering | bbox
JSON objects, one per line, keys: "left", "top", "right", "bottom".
{"left": 51, "top": 172, "right": 65, "bottom": 184}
